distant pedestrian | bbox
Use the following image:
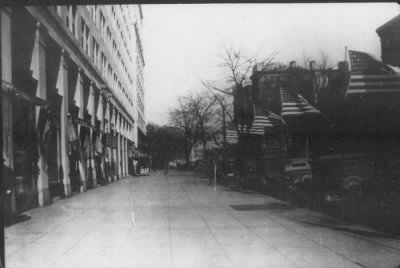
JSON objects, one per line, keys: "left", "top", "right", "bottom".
{"left": 132, "top": 159, "right": 138, "bottom": 176}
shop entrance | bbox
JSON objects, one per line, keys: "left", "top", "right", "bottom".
{"left": 12, "top": 93, "right": 38, "bottom": 212}
{"left": 47, "top": 123, "right": 63, "bottom": 198}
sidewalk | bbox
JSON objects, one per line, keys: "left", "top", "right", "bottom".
{"left": 5, "top": 171, "right": 400, "bottom": 268}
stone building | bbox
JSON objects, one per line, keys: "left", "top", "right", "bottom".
{"left": 1, "top": 5, "right": 145, "bottom": 213}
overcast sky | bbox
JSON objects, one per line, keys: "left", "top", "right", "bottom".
{"left": 142, "top": 3, "right": 399, "bottom": 125}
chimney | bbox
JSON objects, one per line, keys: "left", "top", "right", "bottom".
{"left": 309, "top": 60, "right": 316, "bottom": 71}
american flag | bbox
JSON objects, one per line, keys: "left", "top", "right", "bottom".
{"left": 347, "top": 50, "right": 400, "bottom": 95}
{"left": 226, "top": 129, "right": 238, "bottom": 144}
{"left": 280, "top": 87, "right": 320, "bottom": 117}
{"left": 241, "top": 106, "right": 283, "bottom": 135}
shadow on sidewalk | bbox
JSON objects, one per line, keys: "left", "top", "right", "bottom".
{"left": 301, "top": 221, "right": 400, "bottom": 240}
{"left": 5, "top": 214, "right": 31, "bottom": 227}
{"left": 231, "top": 202, "right": 295, "bottom": 211}
{"left": 225, "top": 187, "right": 260, "bottom": 194}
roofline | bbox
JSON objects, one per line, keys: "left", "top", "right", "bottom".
{"left": 376, "top": 14, "right": 400, "bottom": 35}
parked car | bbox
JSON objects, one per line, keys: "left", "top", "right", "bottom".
{"left": 284, "top": 158, "right": 312, "bottom": 186}
{"left": 284, "top": 158, "right": 313, "bottom": 206}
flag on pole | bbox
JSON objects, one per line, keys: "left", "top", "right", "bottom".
{"left": 96, "top": 95, "right": 103, "bottom": 122}
{"left": 111, "top": 107, "right": 116, "bottom": 128}
{"left": 87, "top": 84, "right": 94, "bottom": 116}
{"left": 280, "top": 87, "right": 320, "bottom": 117}
{"left": 30, "top": 28, "right": 40, "bottom": 81}
{"left": 56, "top": 56, "right": 64, "bottom": 96}
{"left": 74, "top": 71, "right": 82, "bottom": 108}
{"left": 104, "top": 102, "right": 110, "bottom": 130}
{"left": 346, "top": 50, "right": 400, "bottom": 95}
{"left": 242, "top": 105, "right": 283, "bottom": 135}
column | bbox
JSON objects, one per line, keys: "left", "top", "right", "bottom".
{"left": 122, "top": 132, "right": 126, "bottom": 177}
{"left": 112, "top": 108, "right": 118, "bottom": 181}
{"left": 123, "top": 122, "right": 127, "bottom": 176}
{"left": 116, "top": 112, "right": 121, "bottom": 179}
{"left": 105, "top": 100, "right": 112, "bottom": 183}
{"left": 59, "top": 50, "right": 71, "bottom": 197}
{"left": 2, "top": 7, "right": 16, "bottom": 214}
{"left": 75, "top": 68, "right": 87, "bottom": 192}
{"left": 124, "top": 136, "right": 127, "bottom": 176}
{"left": 89, "top": 82, "right": 97, "bottom": 186}
{"left": 33, "top": 23, "right": 51, "bottom": 207}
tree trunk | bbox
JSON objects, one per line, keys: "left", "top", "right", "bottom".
{"left": 222, "top": 106, "right": 227, "bottom": 174}
{"left": 184, "top": 141, "right": 190, "bottom": 165}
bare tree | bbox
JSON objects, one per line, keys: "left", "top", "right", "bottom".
{"left": 189, "top": 91, "right": 218, "bottom": 159}
{"left": 319, "top": 51, "right": 332, "bottom": 70}
{"left": 169, "top": 96, "right": 199, "bottom": 165}
{"left": 202, "top": 47, "right": 278, "bottom": 137}
{"left": 169, "top": 90, "right": 219, "bottom": 164}
{"left": 301, "top": 50, "right": 333, "bottom": 70}
{"left": 204, "top": 47, "right": 278, "bottom": 96}
{"left": 202, "top": 82, "right": 235, "bottom": 141}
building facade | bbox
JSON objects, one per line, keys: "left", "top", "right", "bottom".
{"left": 1, "top": 5, "right": 145, "bottom": 213}
{"left": 377, "top": 14, "right": 400, "bottom": 67}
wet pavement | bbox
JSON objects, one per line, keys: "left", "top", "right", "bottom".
{"left": 5, "top": 170, "right": 400, "bottom": 268}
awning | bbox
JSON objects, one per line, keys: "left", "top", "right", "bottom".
{"left": 2, "top": 80, "right": 47, "bottom": 106}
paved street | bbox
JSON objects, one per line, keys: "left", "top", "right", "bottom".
{"left": 5, "top": 170, "right": 400, "bottom": 268}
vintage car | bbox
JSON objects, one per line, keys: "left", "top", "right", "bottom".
{"left": 284, "top": 158, "right": 313, "bottom": 185}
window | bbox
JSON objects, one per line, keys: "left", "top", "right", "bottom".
{"left": 93, "top": 5, "right": 98, "bottom": 26}
{"left": 81, "top": 19, "right": 90, "bottom": 55}
{"left": 100, "top": 11, "right": 106, "bottom": 38}
{"left": 92, "top": 39, "right": 99, "bottom": 66}
{"left": 101, "top": 52, "right": 106, "bottom": 76}
{"left": 66, "top": 6, "right": 77, "bottom": 39}
{"left": 112, "top": 40, "right": 117, "bottom": 57}
{"left": 108, "top": 64, "right": 113, "bottom": 81}
{"left": 113, "top": 74, "right": 118, "bottom": 89}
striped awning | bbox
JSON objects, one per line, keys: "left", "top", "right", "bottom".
{"left": 347, "top": 50, "right": 400, "bottom": 95}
